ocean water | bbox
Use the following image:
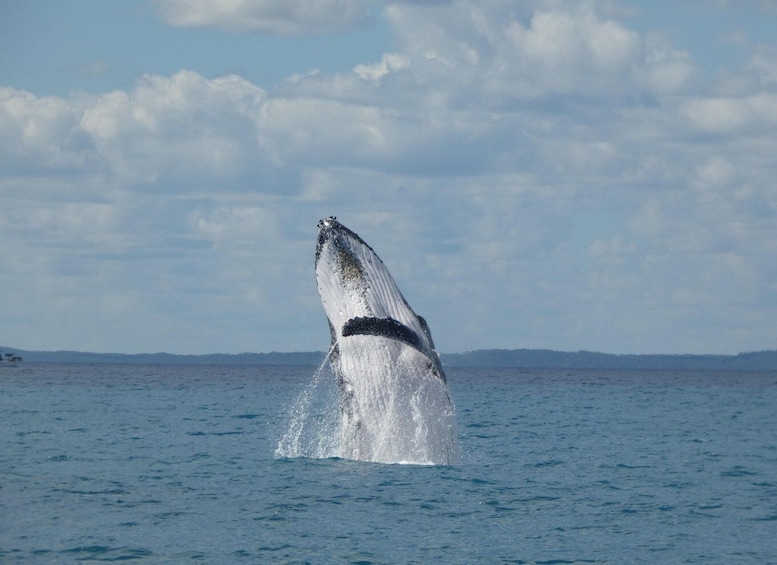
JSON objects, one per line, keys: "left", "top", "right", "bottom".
{"left": 1, "top": 364, "right": 776, "bottom": 564}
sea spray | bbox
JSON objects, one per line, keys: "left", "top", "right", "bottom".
{"left": 274, "top": 352, "right": 340, "bottom": 459}
{"left": 275, "top": 341, "right": 458, "bottom": 465}
{"left": 333, "top": 339, "right": 458, "bottom": 465}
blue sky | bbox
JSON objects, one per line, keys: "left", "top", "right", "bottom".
{"left": 2, "top": 0, "right": 777, "bottom": 355}
{"left": 1, "top": 1, "right": 391, "bottom": 96}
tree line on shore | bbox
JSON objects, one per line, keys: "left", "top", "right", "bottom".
{"left": 4, "top": 347, "right": 777, "bottom": 370}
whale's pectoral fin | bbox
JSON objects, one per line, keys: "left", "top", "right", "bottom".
{"left": 341, "top": 316, "right": 423, "bottom": 351}
{"left": 417, "top": 315, "right": 436, "bottom": 350}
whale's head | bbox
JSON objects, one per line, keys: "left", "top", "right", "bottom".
{"left": 316, "top": 216, "right": 369, "bottom": 288}
{"left": 315, "top": 216, "right": 377, "bottom": 329}
{"left": 315, "top": 216, "right": 446, "bottom": 381}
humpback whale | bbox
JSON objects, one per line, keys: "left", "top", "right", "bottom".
{"left": 315, "top": 216, "right": 458, "bottom": 464}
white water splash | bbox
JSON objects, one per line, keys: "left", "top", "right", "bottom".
{"left": 274, "top": 353, "right": 340, "bottom": 460}
{"left": 275, "top": 341, "right": 458, "bottom": 465}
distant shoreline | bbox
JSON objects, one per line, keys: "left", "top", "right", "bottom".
{"left": 3, "top": 347, "right": 777, "bottom": 371}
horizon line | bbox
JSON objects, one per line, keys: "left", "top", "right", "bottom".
{"left": 3, "top": 346, "right": 775, "bottom": 358}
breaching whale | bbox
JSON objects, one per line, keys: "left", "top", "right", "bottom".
{"left": 315, "top": 216, "right": 458, "bottom": 465}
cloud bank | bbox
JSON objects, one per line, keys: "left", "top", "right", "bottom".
{"left": 2, "top": 0, "right": 776, "bottom": 354}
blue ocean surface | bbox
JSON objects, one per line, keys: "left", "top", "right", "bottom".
{"left": 1, "top": 364, "right": 776, "bottom": 563}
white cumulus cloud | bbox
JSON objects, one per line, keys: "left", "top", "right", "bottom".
{"left": 152, "top": 0, "right": 369, "bottom": 35}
